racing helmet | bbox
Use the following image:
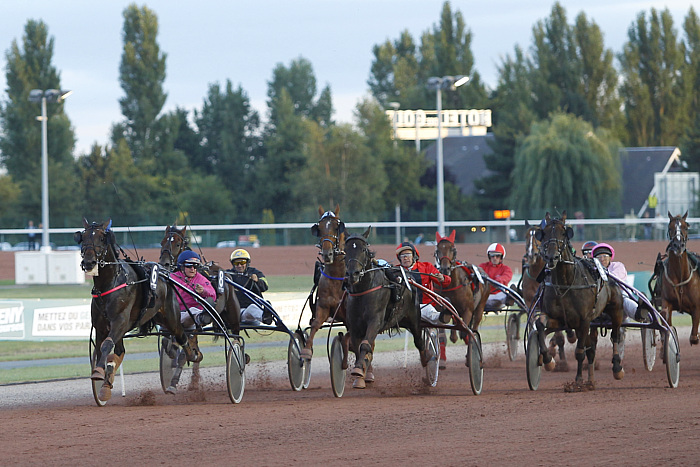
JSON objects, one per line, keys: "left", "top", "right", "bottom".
{"left": 487, "top": 243, "right": 506, "bottom": 259}
{"left": 230, "top": 249, "right": 251, "bottom": 266}
{"left": 581, "top": 241, "right": 598, "bottom": 255}
{"left": 177, "top": 250, "right": 201, "bottom": 267}
{"left": 396, "top": 241, "right": 419, "bottom": 260}
{"left": 592, "top": 243, "right": 614, "bottom": 260}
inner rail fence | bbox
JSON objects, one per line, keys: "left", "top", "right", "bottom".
{"left": 0, "top": 216, "right": 691, "bottom": 250}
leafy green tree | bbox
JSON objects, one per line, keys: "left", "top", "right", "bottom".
{"left": 0, "top": 19, "right": 77, "bottom": 227}
{"left": 195, "top": 80, "right": 261, "bottom": 200}
{"left": 509, "top": 113, "right": 622, "bottom": 219}
{"left": 112, "top": 4, "right": 167, "bottom": 165}
{"left": 267, "top": 57, "right": 333, "bottom": 127}
{"left": 619, "top": 8, "right": 686, "bottom": 146}
{"left": 680, "top": 7, "right": 700, "bottom": 171}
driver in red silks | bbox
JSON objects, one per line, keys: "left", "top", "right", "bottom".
{"left": 478, "top": 243, "right": 513, "bottom": 310}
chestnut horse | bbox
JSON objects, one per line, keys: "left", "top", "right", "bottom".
{"left": 302, "top": 205, "right": 346, "bottom": 361}
{"left": 659, "top": 211, "right": 700, "bottom": 346}
{"left": 534, "top": 212, "right": 625, "bottom": 387}
{"left": 433, "top": 230, "right": 488, "bottom": 345}
{"left": 76, "top": 219, "right": 200, "bottom": 401}
{"left": 344, "top": 229, "right": 428, "bottom": 389}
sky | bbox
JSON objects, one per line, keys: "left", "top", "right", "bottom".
{"left": 0, "top": 0, "right": 694, "bottom": 155}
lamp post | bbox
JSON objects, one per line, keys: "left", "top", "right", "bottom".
{"left": 28, "top": 89, "right": 72, "bottom": 252}
{"left": 389, "top": 101, "right": 402, "bottom": 245}
{"left": 426, "top": 75, "right": 469, "bottom": 236}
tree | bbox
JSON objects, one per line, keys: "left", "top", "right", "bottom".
{"left": 509, "top": 113, "right": 622, "bottom": 219}
{"left": 112, "top": 4, "right": 167, "bottom": 165}
{"left": 267, "top": 57, "right": 333, "bottom": 128}
{"left": 680, "top": 7, "right": 700, "bottom": 171}
{"left": 0, "top": 19, "right": 77, "bottom": 226}
{"left": 619, "top": 8, "right": 686, "bottom": 146}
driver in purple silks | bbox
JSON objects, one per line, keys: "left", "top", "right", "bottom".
{"left": 591, "top": 243, "right": 648, "bottom": 323}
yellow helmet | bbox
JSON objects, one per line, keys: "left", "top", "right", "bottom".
{"left": 230, "top": 249, "right": 251, "bottom": 263}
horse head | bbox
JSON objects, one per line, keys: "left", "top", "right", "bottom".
{"left": 344, "top": 227, "right": 372, "bottom": 286}
{"left": 434, "top": 229, "right": 457, "bottom": 274}
{"left": 159, "top": 223, "right": 188, "bottom": 269}
{"left": 537, "top": 212, "right": 574, "bottom": 269}
{"left": 524, "top": 220, "right": 543, "bottom": 268}
{"left": 311, "top": 204, "right": 345, "bottom": 265}
{"left": 667, "top": 211, "right": 689, "bottom": 256}
{"left": 74, "top": 218, "right": 116, "bottom": 273}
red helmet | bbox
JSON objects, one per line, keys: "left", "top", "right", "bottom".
{"left": 487, "top": 242, "right": 506, "bottom": 259}
{"left": 396, "top": 241, "right": 418, "bottom": 259}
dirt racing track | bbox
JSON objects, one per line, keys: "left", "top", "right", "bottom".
{"left": 3, "top": 239, "right": 700, "bottom": 465}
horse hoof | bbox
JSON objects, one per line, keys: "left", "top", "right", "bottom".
{"left": 449, "top": 331, "right": 458, "bottom": 344}
{"left": 352, "top": 377, "right": 366, "bottom": 389}
{"left": 245, "top": 353, "right": 251, "bottom": 365}
{"left": 300, "top": 348, "right": 313, "bottom": 360}
{"left": 165, "top": 385, "right": 177, "bottom": 395}
{"left": 690, "top": 336, "right": 699, "bottom": 346}
{"left": 350, "top": 367, "right": 365, "bottom": 378}
{"left": 365, "top": 371, "right": 375, "bottom": 383}
{"left": 545, "top": 359, "right": 556, "bottom": 371}
{"left": 566, "top": 332, "right": 576, "bottom": 344}
{"left": 98, "top": 385, "right": 112, "bottom": 401}
{"left": 614, "top": 369, "right": 625, "bottom": 380}
{"left": 91, "top": 367, "right": 105, "bottom": 381}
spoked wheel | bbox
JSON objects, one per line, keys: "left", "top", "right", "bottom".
{"left": 287, "top": 332, "right": 307, "bottom": 391}
{"left": 89, "top": 337, "right": 107, "bottom": 407}
{"left": 641, "top": 327, "right": 656, "bottom": 372}
{"left": 467, "top": 331, "right": 483, "bottom": 395}
{"left": 329, "top": 334, "right": 346, "bottom": 398}
{"left": 226, "top": 340, "right": 246, "bottom": 404}
{"left": 159, "top": 335, "right": 176, "bottom": 394}
{"left": 296, "top": 330, "right": 312, "bottom": 389}
{"left": 664, "top": 327, "right": 680, "bottom": 389}
{"left": 422, "top": 328, "right": 439, "bottom": 387}
{"left": 526, "top": 329, "right": 541, "bottom": 391}
{"left": 505, "top": 313, "right": 519, "bottom": 361}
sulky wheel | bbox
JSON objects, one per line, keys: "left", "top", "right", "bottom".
{"left": 467, "top": 331, "right": 483, "bottom": 395}
{"left": 296, "top": 330, "right": 312, "bottom": 389}
{"left": 506, "top": 313, "right": 519, "bottom": 361}
{"left": 158, "top": 335, "right": 177, "bottom": 395}
{"left": 287, "top": 332, "right": 307, "bottom": 391}
{"left": 330, "top": 333, "right": 346, "bottom": 398}
{"left": 226, "top": 340, "right": 246, "bottom": 404}
{"left": 641, "top": 327, "right": 656, "bottom": 372}
{"left": 664, "top": 327, "right": 680, "bottom": 389}
{"left": 526, "top": 329, "right": 541, "bottom": 391}
{"left": 422, "top": 327, "right": 439, "bottom": 387}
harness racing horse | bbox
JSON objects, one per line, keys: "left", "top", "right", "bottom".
{"left": 659, "top": 211, "right": 700, "bottom": 346}
{"left": 522, "top": 220, "right": 573, "bottom": 370}
{"left": 535, "top": 212, "right": 625, "bottom": 388}
{"left": 434, "top": 230, "right": 488, "bottom": 346}
{"left": 302, "top": 205, "right": 346, "bottom": 361}
{"left": 76, "top": 219, "right": 200, "bottom": 401}
{"left": 344, "top": 229, "right": 429, "bottom": 389}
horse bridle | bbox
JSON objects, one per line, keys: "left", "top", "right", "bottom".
{"left": 434, "top": 240, "right": 457, "bottom": 274}
{"left": 667, "top": 217, "right": 688, "bottom": 255}
{"left": 540, "top": 219, "right": 574, "bottom": 269}
{"left": 78, "top": 223, "right": 112, "bottom": 269}
{"left": 161, "top": 228, "right": 188, "bottom": 266}
{"left": 345, "top": 235, "right": 372, "bottom": 276}
{"left": 313, "top": 212, "right": 345, "bottom": 260}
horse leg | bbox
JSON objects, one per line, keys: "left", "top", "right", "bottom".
{"left": 166, "top": 348, "right": 188, "bottom": 395}
{"left": 351, "top": 339, "right": 372, "bottom": 389}
{"left": 342, "top": 332, "right": 351, "bottom": 370}
{"left": 553, "top": 331, "right": 568, "bottom": 372}
{"left": 661, "top": 299, "right": 672, "bottom": 362}
{"left": 91, "top": 337, "right": 115, "bottom": 381}
{"left": 689, "top": 306, "right": 700, "bottom": 346}
{"left": 450, "top": 329, "right": 459, "bottom": 344}
{"left": 302, "top": 309, "right": 325, "bottom": 360}
{"left": 610, "top": 321, "right": 625, "bottom": 381}
{"left": 536, "top": 319, "right": 555, "bottom": 371}
{"left": 365, "top": 342, "right": 376, "bottom": 383}
{"left": 586, "top": 328, "right": 599, "bottom": 387}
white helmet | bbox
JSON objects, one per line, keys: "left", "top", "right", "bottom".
{"left": 487, "top": 242, "right": 506, "bottom": 259}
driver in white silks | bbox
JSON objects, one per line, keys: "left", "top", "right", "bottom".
{"left": 591, "top": 243, "right": 648, "bottom": 323}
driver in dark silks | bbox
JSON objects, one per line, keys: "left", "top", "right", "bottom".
{"left": 227, "top": 248, "right": 271, "bottom": 325}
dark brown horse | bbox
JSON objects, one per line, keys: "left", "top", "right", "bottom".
{"left": 76, "top": 219, "right": 200, "bottom": 401}
{"left": 158, "top": 223, "right": 188, "bottom": 269}
{"left": 302, "top": 205, "right": 346, "bottom": 360}
{"left": 344, "top": 229, "right": 428, "bottom": 389}
{"left": 522, "top": 220, "right": 573, "bottom": 370}
{"left": 433, "top": 230, "right": 488, "bottom": 345}
{"left": 659, "top": 211, "right": 700, "bottom": 346}
{"left": 535, "top": 212, "right": 625, "bottom": 387}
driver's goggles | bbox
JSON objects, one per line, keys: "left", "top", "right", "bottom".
{"left": 233, "top": 260, "right": 248, "bottom": 267}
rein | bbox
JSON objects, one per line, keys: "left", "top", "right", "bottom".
{"left": 347, "top": 285, "right": 385, "bottom": 297}
{"left": 320, "top": 268, "right": 345, "bottom": 281}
